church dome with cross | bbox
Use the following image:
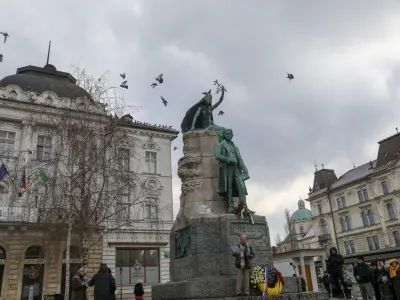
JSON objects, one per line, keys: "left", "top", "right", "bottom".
{"left": 290, "top": 199, "right": 312, "bottom": 221}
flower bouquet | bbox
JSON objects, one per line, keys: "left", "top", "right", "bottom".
{"left": 250, "top": 264, "right": 285, "bottom": 296}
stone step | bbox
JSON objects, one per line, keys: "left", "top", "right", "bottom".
{"left": 151, "top": 291, "right": 328, "bottom": 300}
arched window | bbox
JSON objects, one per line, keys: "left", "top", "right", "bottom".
{"left": 300, "top": 226, "right": 304, "bottom": 234}
{"left": 77, "top": 102, "right": 85, "bottom": 111}
{"left": 8, "top": 90, "right": 17, "bottom": 100}
{"left": 367, "top": 210, "right": 375, "bottom": 225}
{"left": 321, "top": 220, "right": 328, "bottom": 235}
{"left": 0, "top": 247, "right": 5, "bottom": 259}
{"left": 362, "top": 212, "right": 369, "bottom": 226}
{"left": 63, "top": 245, "right": 81, "bottom": 259}
{"left": 340, "top": 218, "right": 346, "bottom": 231}
{"left": 25, "top": 245, "right": 44, "bottom": 259}
{"left": 387, "top": 203, "right": 396, "bottom": 220}
{"left": 45, "top": 96, "right": 53, "bottom": 106}
{"left": 345, "top": 216, "right": 352, "bottom": 230}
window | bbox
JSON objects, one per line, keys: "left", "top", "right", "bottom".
{"left": 321, "top": 220, "right": 328, "bottom": 235}
{"left": 340, "top": 218, "right": 346, "bottom": 232}
{"left": 358, "top": 188, "right": 369, "bottom": 202}
{"left": 45, "top": 96, "right": 53, "bottom": 106}
{"left": 0, "top": 130, "right": 15, "bottom": 156}
{"left": 367, "top": 210, "right": 375, "bottom": 225}
{"left": 324, "top": 245, "right": 330, "bottom": 258}
{"left": 345, "top": 216, "right": 352, "bottom": 230}
{"left": 381, "top": 181, "right": 389, "bottom": 195}
{"left": 340, "top": 216, "right": 352, "bottom": 232}
{"left": 300, "top": 226, "right": 304, "bottom": 234}
{"left": 116, "top": 194, "right": 130, "bottom": 224}
{"left": 393, "top": 231, "right": 400, "bottom": 247}
{"left": 367, "top": 236, "right": 380, "bottom": 250}
{"left": 318, "top": 204, "right": 322, "bottom": 215}
{"left": 8, "top": 90, "right": 17, "bottom": 100}
{"left": 145, "top": 151, "right": 157, "bottom": 173}
{"left": 349, "top": 240, "right": 356, "bottom": 253}
{"left": 36, "top": 135, "right": 52, "bottom": 161}
{"left": 387, "top": 203, "right": 396, "bottom": 220}
{"left": 145, "top": 198, "right": 158, "bottom": 220}
{"left": 361, "top": 212, "right": 369, "bottom": 226}
{"left": 337, "top": 196, "right": 346, "bottom": 209}
{"left": 115, "top": 249, "right": 160, "bottom": 284}
{"left": 77, "top": 103, "right": 85, "bottom": 111}
{"left": 25, "top": 246, "right": 44, "bottom": 259}
{"left": 118, "top": 148, "right": 130, "bottom": 171}
{"left": 362, "top": 210, "right": 375, "bottom": 226}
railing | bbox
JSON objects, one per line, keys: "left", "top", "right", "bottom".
{"left": 318, "top": 234, "right": 330, "bottom": 242}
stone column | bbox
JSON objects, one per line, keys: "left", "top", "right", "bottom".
{"left": 19, "top": 120, "right": 35, "bottom": 163}
{"left": 300, "top": 255, "right": 307, "bottom": 291}
{"left": 327, "top": 215, "right": 337, "bottom": 247}
{"left": 376, "top": 200, "right": 390, "bottom": 246}
{"left": 322, "top": 254, "right": 327, "bottom": 271}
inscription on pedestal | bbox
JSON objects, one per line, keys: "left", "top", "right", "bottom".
{"left": 230, "top": 223, "right": 267, "bottom": 239}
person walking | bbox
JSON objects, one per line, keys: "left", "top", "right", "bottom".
{"left": 389, "top": 259, "right": 400, "bottom": 300}
{"left": 107, "top": 268, "right": 116, "bottom": 300}
{"left": 71, "top": 268, "right": 88, "bottom": 300}
{"left": 370, "top": 261, "right": 382, "bottom": 300}
{"left": 342, "top": 266, "right": 354, "bottom": 298}
{"left": 88, "top": 263, "right": 116, "bottom": 300}
{"left": 327, "top": 247, "right": 350, "bottom": 298}
{"left": 134, "top": 279, "right": 145, "bottom": 300}
{"left": 354, "top": 256, "right": 374, "bottom": 300}
{"left": 232, "top": 234, "right": 254, "bottom": 296}
{"left": 322, "top": 271, "right": 331, "bottom": 297}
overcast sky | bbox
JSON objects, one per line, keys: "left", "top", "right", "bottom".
{"left": 2, "top": 0, "right": 400, "bottom": 244}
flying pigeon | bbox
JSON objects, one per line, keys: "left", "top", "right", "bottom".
{"left": 218, "top": 110, "right": 224, "bottom": 116}
{"left": 0, "top": 32, "right": 9, "bottom": 43}
{"left": 0, "top": 54, "right": 2, "bottom": 63}
{"left": 214, "top": 79, "right": 219, "bottom": 86}
{"left": 287, "top": 73, "right": 294, "bottom": 81}
{"left": 120, "top": 81, "right": 128, "bottom": 89}
{"left": 151, "top": 83, "right": 158, "bottom": 88}
{"left": 173, "top": 147, "right": 177, "bottom": 151}
{"left": 161, "top": 96, "right": 168, "bottom": 106}
{"left": 120, "top": 73, "right": 126, "bottom": 79}
{"left": 155, "top": 74, "right": 163, "bottom": 84}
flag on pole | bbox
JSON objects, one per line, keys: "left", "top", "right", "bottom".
{"left": 0, "top": 163, "right": 8, "bottom": 181}
{"left": 20, "top": 166, "right": 27, "bottom": 189}
{"left": 39, "top": 168, "right": 48, "bottom": 191}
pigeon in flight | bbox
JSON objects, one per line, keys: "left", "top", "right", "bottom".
{"left": 0, "top": 54, "right": 2, "bottom": 63}
{"left": 287, "top": 73, "right": 294, "bottom": 81}
{"left": 120, "top": 73, "right": 126, "bottom": 79}
{"left": 218, "top": 110, "right": 224, "bottom": 116}
{"left": 161, "top": 96, "right": 168, "bottom": 106}
{"left": 155, "top": 74, "right": 163, "bottom": 84}
{"left": 120, "top": 81, "right": 128, "bottom": 89}
{"left": 214, "top": 79, "right": 219, "bottom": 86}
{"left": 151, "top": 83, "right": 158, "bottom": 88}
{"left": 0, "top": 32, "right": 9, "bottom": 43}
{"left": 173, "top": 147, "right": 177, "bottom": 151}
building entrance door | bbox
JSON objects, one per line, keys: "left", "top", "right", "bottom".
{"left": 20, "top": 264, "right": 44, "bottom": 300}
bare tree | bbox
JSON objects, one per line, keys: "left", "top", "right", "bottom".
{"left": 12, "top": 66, "right": 170, "bottom": 300}
{"left": 274, "top": 233, "right": 282, "bottom": 245}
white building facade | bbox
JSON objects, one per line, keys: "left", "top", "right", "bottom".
{"left": 0, "top": 63, "right": 178, "bottom": 300}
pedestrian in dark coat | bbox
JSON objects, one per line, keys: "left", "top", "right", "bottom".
{"left": 108, "top": 268, "right": 116, "bottom": 300}
{"left": 322, "top": 271, "right": 331, "bottom": 297}
{"left": 134, "top": 279, "right": 145, "bottom": 300}
{"left": 88, "top": 263, "right": 116, "bottom": 300}
{"left": 370, "top": 261, "right": 381, "bottom": 300}
{"left": 354, "top": 256, "right": 374, "bottom": 300}
{"left": 71, "top": 268, "right": 87, "bottom": 300}
{"left": 327, "top": 247, "right": 350, "bottom": 298}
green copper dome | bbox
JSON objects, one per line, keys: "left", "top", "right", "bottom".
{"left": 290, "top": 199, "right": 312, "bottom": 221}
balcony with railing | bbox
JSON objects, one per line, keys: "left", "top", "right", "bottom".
{"left": 318, "top": 233, "right": 330, "bottom": 243}
{"left": 0, "top": 206, "right": 68, "bottom": 224}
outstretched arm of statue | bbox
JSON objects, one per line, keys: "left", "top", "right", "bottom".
{"left": 190, "top": 107, "right": 201, "bottom": 130}
{"left": 215, "top": 143, "right": 234, "bottom": 164}
{"left": 211, "top": 88, "right": 224, "bottom": 111}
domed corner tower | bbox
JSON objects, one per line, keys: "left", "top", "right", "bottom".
{"left": 290, "top": 199, "right": 313, "bottom": 237}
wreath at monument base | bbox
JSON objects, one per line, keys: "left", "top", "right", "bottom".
{"left": 250, "top": 264, "right": 285, "bottom": 296}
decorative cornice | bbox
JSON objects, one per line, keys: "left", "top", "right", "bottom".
{"left": 142, "top": 136, "right": 161, "bottom": 151}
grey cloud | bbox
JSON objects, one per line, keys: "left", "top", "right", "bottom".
{"left": 2, "top": 0, "right": 400, "bottom": 239}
